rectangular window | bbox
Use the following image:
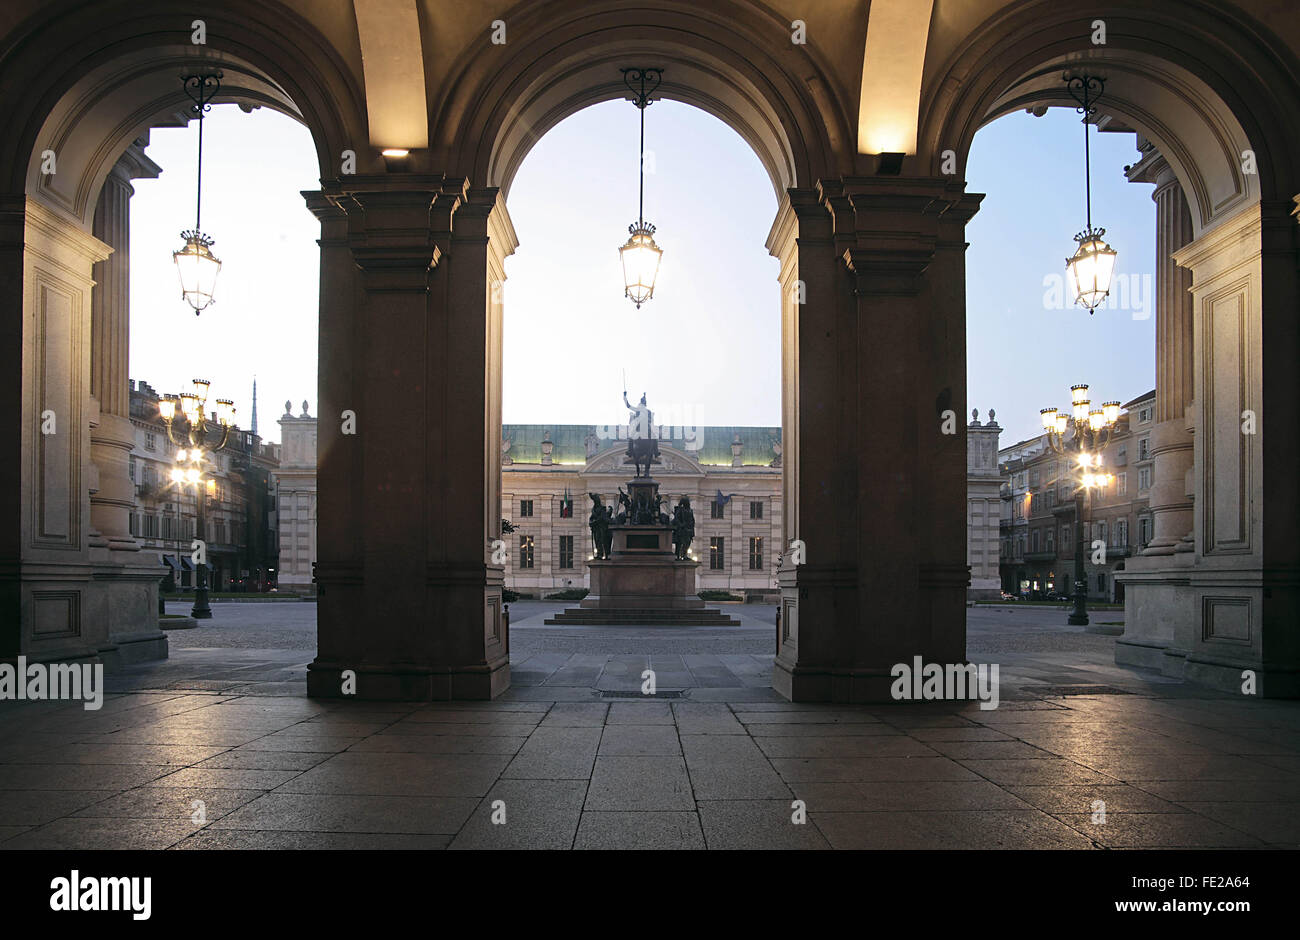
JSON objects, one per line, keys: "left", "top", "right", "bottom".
{"left": 1138, "top": 516, "right": 1152, "bottom": 546}
{"left": 559, "top": 498, "right": 573, "bottom": 518}
{"left": 1096, "top": 521, "right": 1107, "bottom": 545}
{"left": 558, "top": 535, "right": 574, "bottom": 569}
{"left": 1138, "top": 467, "right": 1151, "bottom": 491}
{"left": 1117, "top": 472, "right": 1127, "bottom": 495}
{"left": 749, "top": 501, "right": 763, "bottom": 520}
{"left": 1045, "top": 530, "right": 1055, "bottom": 552}
{"left": 1031, "top": 530, "right": 1040, "bottom": 552}
{"left": 1138, "top": 437, "right": 1150, "bottom": 460}
{"left": 1061, "top": 525, "right": 1071, "bottom": 552}
{"left": 128, "top": 460, "right": 135, "bottom": 482}
{"left": 144, "top": 432, "right": 156, "bottom": 452}
{"left": 129, "top": 513, "right": 140, "bottom": 537}
{"left": 748, "top": 536, "right": 763, "bottom": 570}
{"left": 519, "top": 535, "right": 534, "bottom": 568}
{"left": 711, "top": 500, "right": 725, "bottom": 519}
{"left": 1116, "top": 518, "right": 1129, "bottom": 546}
{"left": 1097, "top": 573, "right": 1107, "bottom": 592}
{"left": 519, "top": 500, "right": 533, "bottom": 517}
{"left": 709, "top": 536, "right": 725, "bottom": 570}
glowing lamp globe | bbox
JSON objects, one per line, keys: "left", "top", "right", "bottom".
{"left": 620, "top": 223, "right": 663, "bottom": 308}
{"left": 1066, "top": 229, "right": 1117, "bottom": 313}
{"left": 174, "top": 231, "right": 222, "bottom": 314}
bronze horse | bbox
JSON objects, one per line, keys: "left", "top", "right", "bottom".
{"left": 626, "top": 435, "right": 660, "bottom": 478}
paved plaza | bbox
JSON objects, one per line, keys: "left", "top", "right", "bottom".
{"left": 0, "top": 602, "right": 1297, "bottom": 849}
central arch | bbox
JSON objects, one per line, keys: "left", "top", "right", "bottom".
{"left": 432, "top": 0, "right": 851, "bottom": 198}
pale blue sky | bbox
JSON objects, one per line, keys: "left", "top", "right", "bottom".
{"left": 130, "top": 106, "right": 321, "bottom": 440}
{"left": 127, "top": 101, "right": 1155, "bottom": 447}
{"left": 966, "top": 108, "right": 1156, "bottom": 446}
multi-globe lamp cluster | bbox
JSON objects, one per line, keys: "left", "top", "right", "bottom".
{"left": 157, "top": 379, "right": 236, "bottom": 619}
{"left": 1039, "top": 383, "right": 1120, "bottom": 625}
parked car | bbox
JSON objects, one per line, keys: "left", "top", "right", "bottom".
{"left": 1047, "top": 592, "right": 1072, "bottom": 602}
{"left": 999, "top": 591, "right": 1019, "bottom": 602}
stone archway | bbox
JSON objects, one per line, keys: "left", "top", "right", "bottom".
{"left": 921, "top": 1, "right": 1300, "bottom": 695}
{"left": 304, "top": 0, "right": 879, "bottom": 701}
{"left": 4, "top": 0, "right": 1294, "bottom": 701}
{"left": 0, "top": 1, "right": 366, "bottom": 667}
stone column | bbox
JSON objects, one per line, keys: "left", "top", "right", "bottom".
{"left": 1142, "top": 156, "right": 1195, "bottom": 554}
{"left": 769, "top": 189, "right": 858, "bottom": 701}
{"left": 1116, "top": 149, "right": 1198, "bottom": 673}
{"left": 769, "top": 178, "right": 980, "bottom": 702}
{"left": 303, "top": 190, "right": 366, "bottom": 674}
{"left": 306, "top": 177, "right": 516, "bottom": 700}
{"left": 88, "top": 142, "right": 159, "bottom": 552}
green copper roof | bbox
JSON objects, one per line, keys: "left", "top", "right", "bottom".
{"left": 501, "top": 424, "right": 781, "bottom": 466}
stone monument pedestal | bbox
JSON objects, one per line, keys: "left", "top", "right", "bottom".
{"left": 547, "top": 476, "right": 738, "bottom": 626}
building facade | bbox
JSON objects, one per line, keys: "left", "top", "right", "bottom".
{"left": 273, "top": 401, "right": 319, "bottom": 594}
{"left": 999, "top": 391, "right": 1156, "bottom": 602}
{"left": 501, "top": 424, "right": 784, "bottom": 600}
{"left": 127, "top": 380, "right": 280, "bottom": 592}
{"left": 966, "top": 409, "right": 1003, "bottom": 600}
{"left": 265, "top": 414, "right": 1002, "bottom": 602}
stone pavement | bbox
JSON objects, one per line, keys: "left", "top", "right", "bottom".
{"left": 0, "top": 602, "right": 1297, "bottom": 849}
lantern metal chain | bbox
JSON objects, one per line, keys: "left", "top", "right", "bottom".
{"left": 1064, "top": 72, "right": 1105, "bottom": 240}
{"left": 180, "top": 72, "right": 222, "bottom": 235}
{"left": 621, "top": 68, "right": 662, "bottom": 229}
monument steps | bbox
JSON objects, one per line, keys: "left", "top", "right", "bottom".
{"left": 544, "top": 607, "right": 740, "bottom": 626}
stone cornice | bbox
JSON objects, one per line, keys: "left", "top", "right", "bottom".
{"left": 23, "top": 196, "right": 111, "bottom": 265}
{"left": 1171, "top": 200, "right": 1261, "bottom": 280}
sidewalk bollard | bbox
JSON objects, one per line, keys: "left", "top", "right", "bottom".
{"left": 503, "top": 603, "right": 510, "bottom": 656}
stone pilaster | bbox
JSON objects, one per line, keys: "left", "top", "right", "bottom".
{"left": 1, "top": 194, "right": 164, "bottom": 666}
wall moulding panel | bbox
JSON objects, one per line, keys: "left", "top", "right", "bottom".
{"left": 1172, "top": 202, "right": 1262, "bottom": 564}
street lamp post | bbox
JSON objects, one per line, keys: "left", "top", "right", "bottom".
{"left": 159, "top": 379, "right": 235, "bottom": 619}
{"left": 1040, "top": 384, "right": 1120, "bottom": 626}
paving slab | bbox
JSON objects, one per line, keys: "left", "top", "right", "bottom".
{"left": 575, "top": 811, "right": 705, "bottom": 849}
{"left": 813, "top": 810, "right": 1099, "bottom": 850}
{"left": 209, "top": 792, "right": 477, "bottom": 835}
{"left": 585, "top": 756, "right": 694, "bottom": 811}
{"left": 696, "top": 800, "right": 830, "bottom": 850}
{"left": 449, "top": 780, "right": 587, "bottom": 849}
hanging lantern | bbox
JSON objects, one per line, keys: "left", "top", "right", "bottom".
{"left": 618, "top": 67, "right": 664, "bottom": 308}
{"left": 620, "top": 222, "right": 663, "bottom": 307}
{"left": 174, "top": 71, "right": 223, "bottom": 315}
{"left": 1066, "top": 228, "right": 1117, "bottom": 312}
{"left": 1062, "top": 73, "right": 1117, "bottom": 314}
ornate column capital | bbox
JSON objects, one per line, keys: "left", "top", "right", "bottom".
{"left": 825, "top": 177, "right": 980, "bottom": 295}
{"left": 327, "top": 176, "right": 458, "bottom": 291}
